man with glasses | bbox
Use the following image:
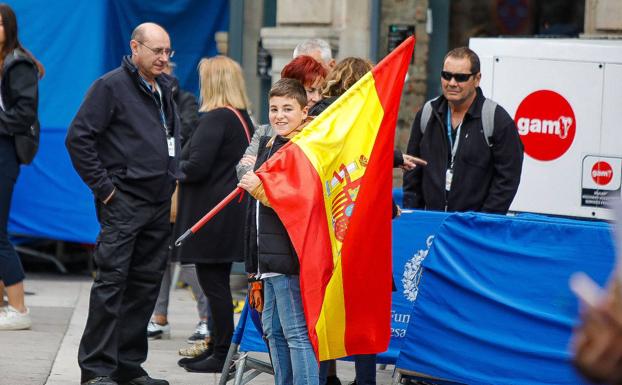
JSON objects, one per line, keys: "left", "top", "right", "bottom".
{"left": 403, "top": 46, "right": 523, "bottom": 214}
{"left": 66, "top": 22, "right": 179, "bottom": 385}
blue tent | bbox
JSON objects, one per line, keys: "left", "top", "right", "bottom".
{"left": 8, "top": 0, "right": 228, "bottom": 243}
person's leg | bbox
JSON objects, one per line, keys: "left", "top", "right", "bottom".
{"left": 5, "top": 281, "right": 25, "bottom": 311}
{"left": 354, "top": 354, "right": 377, "bottom": 385}
{"left": 273, "top": 275, "right": 319, "bottom": 385}
{"left": 262, "top": 276, "right": 293, "bottom": 385}
{"left": 152, "top": 260, "right": 173, "bottom": 324}
{"left": 326, "top": 359, "right": 340, "bottom": 385}
{"left": 78, "top": 194, "right": 142, "bottom": 383}
{"left": 185, "top": 264, "right": 211, "bottom": 339}
{"left": 319, "top": 361, "right": 329, "bottom": 385}
{"left": 0, "top": 174, "right": 27, "bottom": 314}
{"left": 184, "top": 264, "right": 209, "bottom": 316}
{"left": 114, "top": 198, "right": 170, "bottom": 382}
{"left": 195, "top": 263, "right": 233, "bottom": 361}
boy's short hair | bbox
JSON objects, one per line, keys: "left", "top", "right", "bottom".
{"left": 269, "top": 78, "right": 307, "bottom": 109}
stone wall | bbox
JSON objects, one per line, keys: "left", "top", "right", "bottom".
{"left": 381, "top": 0, "right": 429, "bottom": 185}
{"left": 584, "top": 0, "right": 622, "bottom": 37}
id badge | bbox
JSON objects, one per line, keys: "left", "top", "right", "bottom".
{"left": 445, "top": 168, "right": 453, "bottom": 191}
{"left": 167, "top": 137, "right": 175, "bottom": 157}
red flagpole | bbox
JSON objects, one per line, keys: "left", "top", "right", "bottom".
{"left": 174, "top": 187, "right": 244, "bottom": 247}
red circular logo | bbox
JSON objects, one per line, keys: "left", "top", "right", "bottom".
{"left": 514, "top": 90, "right": 576, "bottom": 161}
{"left": 591, "top": 161, "right": 613, "bottom": 186}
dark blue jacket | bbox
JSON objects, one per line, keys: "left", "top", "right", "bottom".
{"left": 403, "top": 88, "right": 523, "bottom": 214}
{"left": 0, "top": 49, "right": 39, "bottom": 180}
{"left": 66, "top": 56, "right": 180, "bottom": 203}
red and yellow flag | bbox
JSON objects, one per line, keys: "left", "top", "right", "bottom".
{"left": 256, "top": 37, "right": 415, "bottom": 360}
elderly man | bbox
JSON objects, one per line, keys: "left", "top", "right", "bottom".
{"left": 403, "top": 47, "right": 523, "bottom": 214}
{"left": 66, "top": 23, "right": 179, "bottom": 385}
{"left": 293, "top": 38, "right": 336, "bottom": 71}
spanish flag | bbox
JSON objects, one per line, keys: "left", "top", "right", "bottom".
{"left": 256, "top": 37, "right": 415, "bottom": 360}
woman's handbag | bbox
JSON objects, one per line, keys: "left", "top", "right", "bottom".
{"left": 14, "top": 120, "right": 39, "bottom": 165}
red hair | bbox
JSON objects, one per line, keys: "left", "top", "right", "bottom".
{"left": 281, "top": 55, "right": 327, "bottom": 87}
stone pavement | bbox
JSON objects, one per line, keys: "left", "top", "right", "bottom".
{"left": 0, "top": 273, "right": 396, "bottom": 385}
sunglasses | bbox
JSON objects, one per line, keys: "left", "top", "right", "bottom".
{"left": 441, "top": 71, "right": 475, "bottom": 82}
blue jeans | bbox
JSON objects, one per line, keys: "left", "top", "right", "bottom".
{"left": 262, "top": 275, "right": 318, "bottom": 385}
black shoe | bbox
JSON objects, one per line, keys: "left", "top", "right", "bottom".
{"left": 183, "top": 355, "right": 226, "bottom": 373}
{"left": 119, "top": 376, "right": 169, "bottom": 385}
{"left": 326, "top": 375, "right": 342, "bottom": 385}
{"left": 177, "top": 344, "right": 214, "bottom": 367}
{"left": 81, "top": 377, "right": 118, "bottom": 385}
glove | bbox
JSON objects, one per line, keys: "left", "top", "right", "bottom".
{"left": 248, "top": 280, "right": 264, "bottom": 312}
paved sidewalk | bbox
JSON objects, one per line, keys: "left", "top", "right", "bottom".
{"left": 0, "top": 274, "right": 395, "bottom": 385}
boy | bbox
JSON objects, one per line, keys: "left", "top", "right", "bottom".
{"left": 238, "top": 78, "right": 318, "bottom": 385}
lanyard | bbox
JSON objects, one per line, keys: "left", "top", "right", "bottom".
{"left": 140, "top": 77, "right": 169, "bottom": 136}
{"left": 446, "top": 108, "right": 461, "bottom": 167}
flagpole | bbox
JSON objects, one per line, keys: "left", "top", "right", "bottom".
{"left": 174, "top": 187, "right": 244, "bottom": 247}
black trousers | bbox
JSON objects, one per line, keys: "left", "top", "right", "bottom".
{"left": 195, "top": 262, "right": 233, "bottom": 359}
{"left": 0, "top": 173, "right": 25, "bottom": 286}
{"left": 78, "top": 190, "right": 170, "bottom": 383}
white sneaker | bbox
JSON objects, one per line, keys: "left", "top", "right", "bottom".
{"left": 147, "top": 321, "right": 170, "bottom": 339}
{"left": 187, "top": 320, "right": 208, "bottom": 343}
{"left": 0, "top": 305, "right": 32, "bottom": 330}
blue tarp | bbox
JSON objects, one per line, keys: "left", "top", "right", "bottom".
{"left": 396, "top": 212, "right": 615, "bottom": 385}
{"left": 8, "top": 0, "right": 227, "bottom": 243}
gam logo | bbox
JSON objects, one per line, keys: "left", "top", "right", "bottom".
{"left": 514, "top": 90, "right": 576, "bottom": 161}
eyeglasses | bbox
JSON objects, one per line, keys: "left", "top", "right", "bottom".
{"left": 137, "top": 41, "right": 175, "bottom": 58}
{"left": 440, "top": 71, "right": 475, "bottom": 82}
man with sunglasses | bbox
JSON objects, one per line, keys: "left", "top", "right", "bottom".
{"left": 403, "top": 47, "right": 523, "bottom": 214}
{"left": 66, "top": 22, "right": 180, "bottom": 385}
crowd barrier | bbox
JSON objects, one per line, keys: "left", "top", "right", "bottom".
{"left": 221, "top": 209, "right": 615, "bottom": 385}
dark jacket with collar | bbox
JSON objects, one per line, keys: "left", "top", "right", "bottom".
{"left": 402, "top": 87, "right": 523, "bottom": 214}
{"left": 0, "top": 49, "right": 39, "bottom": 180}
{"left": 66, "top": 56, "right": 181, "bottom": 203}
{"left": 244, "top": 134, "right": 299, "bottom": 276}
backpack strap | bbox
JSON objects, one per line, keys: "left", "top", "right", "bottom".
{"left": 224, "top": 106, "right": 251, "bottom": 144}
{"left": 419, "top": 99, "right": 435, "bottom": 135}
{"left": 420, "top": 97, "right": 497, "bottom": 147}
{"left": 481, "top": 98, "right": 497, "bottom": 147}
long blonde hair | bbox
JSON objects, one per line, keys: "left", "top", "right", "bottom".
{"left": 198, "top": 55, "right": 250, "bottom": 112}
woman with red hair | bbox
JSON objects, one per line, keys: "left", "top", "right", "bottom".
{"left": 281, "top": 55, "right": 327, "bottom": 110}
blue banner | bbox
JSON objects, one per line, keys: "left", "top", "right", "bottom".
{"left": 396, "top": 212, "right": 615, "bottom": 385}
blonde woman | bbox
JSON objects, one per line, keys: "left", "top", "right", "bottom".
{"left": 173, "top": 56, "right": 253, "bottom": 373}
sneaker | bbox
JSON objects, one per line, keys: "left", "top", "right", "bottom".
{"left": 147, "top": 321, "right": 170, "bottom": 340}
{"left": 179, "top": 339, "right": 208, "bottom": 357}
{"left": 0, "top": 305, "right": 32, "bottom": 330}
{"left": 186, "top": 320, "right": 208, "bottom": 343}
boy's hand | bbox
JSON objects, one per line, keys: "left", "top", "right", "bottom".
{"left": 238, "top": 171, "right": 261, "bottom": 193}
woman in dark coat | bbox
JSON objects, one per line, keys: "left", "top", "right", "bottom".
{"left": 174, "top": 55, "right": 253, "bottom": 373}
{"left": 0, "top": 3, "right": 44, "bottom": 331}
